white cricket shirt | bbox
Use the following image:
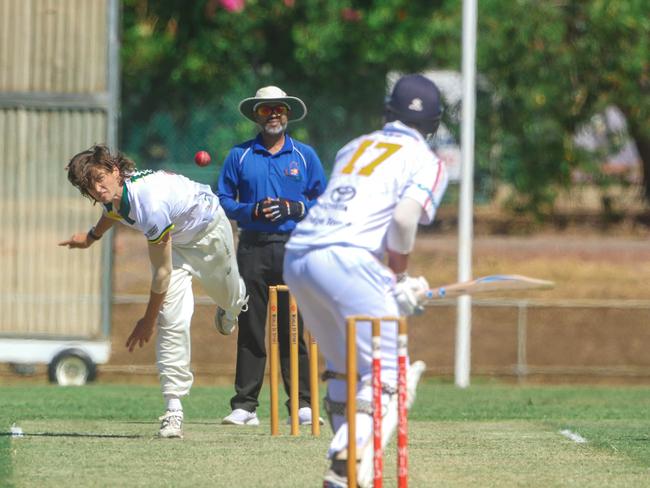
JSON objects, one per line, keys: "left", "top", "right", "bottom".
{"left": 286, "top": 121, "right": 448, "bottom": 256}
{"left": 103, "top": 170, "right": 219, "bottom": 245}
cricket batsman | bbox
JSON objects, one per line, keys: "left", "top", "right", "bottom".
{"left": 283, "top": 74, "right": 449, "bottom": 487}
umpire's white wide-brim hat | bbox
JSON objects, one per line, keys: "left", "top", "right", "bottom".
{"left": 239, "top": 86, "right": 307, "bottom": 123}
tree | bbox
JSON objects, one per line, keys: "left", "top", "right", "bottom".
{"left": 580, "top": 1, "right": 650, "bottom": 198}
{"left": 120, "top": 0, "right": 461, "bottom": 167}
{"left": 476, "top": 0, "right": 649, "bottom": 212}
{"left": 121, "top": 1, "right": 649, "bottom": 214}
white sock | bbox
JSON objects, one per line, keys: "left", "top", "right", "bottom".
{"left": 164, "top": 395, "right": 183, "bottom": 412}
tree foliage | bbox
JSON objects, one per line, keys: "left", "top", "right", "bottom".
{"left": 121, "top": 0, "right": 649, "bottom": 213}
{"left": 476, "top": 0, "right": 649, "bottom": 212}
{"left": 121, "top": 0, "right": 461, "bottom": 168}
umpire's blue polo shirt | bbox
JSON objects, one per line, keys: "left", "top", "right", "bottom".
{"left": 217, "top": 133, "right": 327, "bottom": 233}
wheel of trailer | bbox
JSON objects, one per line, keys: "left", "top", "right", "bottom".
{"left": 48, "top": 349, "right": 97, "bottom": 386}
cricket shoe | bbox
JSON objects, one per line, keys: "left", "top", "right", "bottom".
{"left": 221, "top": 408, "right": 260, "bottom": 426}
{"left": 158, "top": 410, "right": 183, "bottom": 439}
{"left": 322, "top": 459, "right": 350, "bottom": 488}
{"left": 287, "top": 407, "right": 325, "bottom": 426}
{"left": 214, "top": 281, "right": 249, "bottom": 335}
{"left": 214, "top": 308, "right": 238, "bottom": 335}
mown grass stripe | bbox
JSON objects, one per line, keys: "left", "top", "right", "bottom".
{"left": 0, "top": 433, "right": 14, "bottom": 487}
{"left": 2, "top": 383, "right": 650, "bottom": 486}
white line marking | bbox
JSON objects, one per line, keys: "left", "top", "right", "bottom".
{"left": 10, "top": 423, "right": 24, "bottom": 438}
{"left": 560, "top": 429, "right": 587, "bottom": 444}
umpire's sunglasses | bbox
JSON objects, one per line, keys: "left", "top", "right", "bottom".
{"left": 255, "top": 104, "right": 290, "bottom": 117}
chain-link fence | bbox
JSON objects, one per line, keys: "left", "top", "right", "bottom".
{"left": 122, "top": 95, "right": 255, "bottom": 187}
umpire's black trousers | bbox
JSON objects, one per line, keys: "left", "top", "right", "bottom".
{"left": 230, "top": 231, "right": 312, "bottom": 413}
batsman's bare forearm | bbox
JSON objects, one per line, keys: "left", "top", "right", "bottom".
{"left": 387, "top": 249, "right": 409, "bottom": 276}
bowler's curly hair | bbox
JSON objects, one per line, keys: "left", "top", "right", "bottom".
{"left": 66, "top": 144, "right": 136, "bottom": 201}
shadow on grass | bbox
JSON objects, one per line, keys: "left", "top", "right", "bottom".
{"left": 0, "top": 432, "right": 143, "bottom": 439}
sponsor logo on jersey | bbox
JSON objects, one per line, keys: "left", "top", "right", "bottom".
{"left": 320, "top": 202, "right": 348, "bottom": 211}
{"left": 284, "top": 161, "right": 302, "bottom": 181}
{"left": 330, "top": 185, "right": 356, "bottom": 203}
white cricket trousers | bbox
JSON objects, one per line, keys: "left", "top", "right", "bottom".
{"left": 283, "top": 245, "right": 405, "bottom": 455}
{"left": 157, "top": 205, "right": 245, "bottom": 398}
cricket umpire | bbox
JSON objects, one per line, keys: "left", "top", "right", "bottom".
{"left": 217, "top": 86, "right": 327, "bottom": 426}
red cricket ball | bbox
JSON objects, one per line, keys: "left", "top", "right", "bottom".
{"left": 194, "top": 150, "right": 212, "bottom": 167}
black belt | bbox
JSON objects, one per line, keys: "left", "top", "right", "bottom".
{"left": 239, "top": 230, "right": 291, "bottom": 244}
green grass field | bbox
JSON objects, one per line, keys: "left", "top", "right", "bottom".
{"left": 1, "top": 381, "right": 650, "bottom": 487}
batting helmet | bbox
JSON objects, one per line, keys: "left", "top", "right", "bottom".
{"left": 385, "top": 74, "right": 443, "bottom": 136}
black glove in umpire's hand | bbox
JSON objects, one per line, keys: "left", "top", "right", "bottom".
{"left": 252, "top": 198, "right": 305, "bottom": 222}
{"left": 279, "top": 198, "right": 306, "bottom": 221}
{"left": 252, "top": 198, "right": 280, "bottom": 221}
{"left": 252, "top": 199, "right": 270, "bottom": 221}
{"left": 252, "top": 198, "right": 306, "bottom": 222}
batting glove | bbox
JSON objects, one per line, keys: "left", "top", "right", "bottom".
{"left": 394, "top": 273, "right": 430, "bottom": 316}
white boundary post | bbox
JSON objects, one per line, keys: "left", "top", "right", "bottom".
{"left": 455, "top": 0, "right": 478, "bottom": 388}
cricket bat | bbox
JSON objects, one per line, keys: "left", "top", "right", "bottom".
{"left": 421, "top": 274, "right": 554, "bottom": 303}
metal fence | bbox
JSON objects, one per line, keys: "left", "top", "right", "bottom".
{"left": 0, "top": 0, "right": 118, "bottom": 340}
{"left": 111, "top": 294, "right": 650, "bottom": 381}
{"left": 423, "top": 298, "right": 650, "bottom": 381}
